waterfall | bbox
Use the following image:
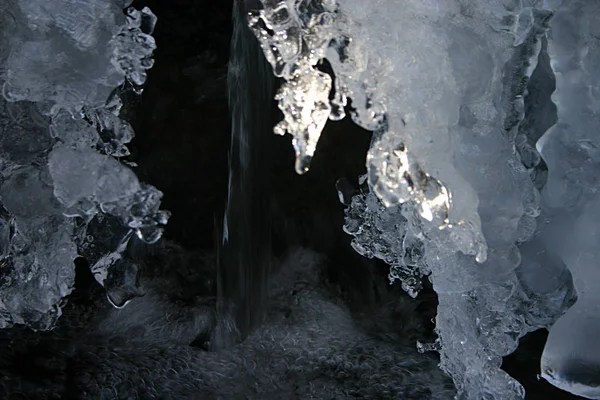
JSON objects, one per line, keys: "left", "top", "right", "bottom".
{"left": 213, "top": 0, "right": 276, "bottom": 348}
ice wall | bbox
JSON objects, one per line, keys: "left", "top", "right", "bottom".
{"left": 250, "top": 0, "right": 581, "bottom": 398}
{"left": 538, "top": 1, "right": 600, "bottom": 398}
{"left": 0, "top": 0, "right": 167, "bottom": 329}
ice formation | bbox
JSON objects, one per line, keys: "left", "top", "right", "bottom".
{"left": 251, "top": 0, "right": 593, "bottom": 398}
{"left": 539, "top": 1, "right": 600, "bottom": 398}
{"left": 0, "top": 0, "right": 598, "bottom": 398}
{"left": 0, "top": 0, "right": 167, "bottom": 329}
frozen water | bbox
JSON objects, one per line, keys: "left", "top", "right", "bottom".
{"left": 251, "top": 0, "right": 585, "bottom": 398}
{"left": 2, "top": 0, "right": 156, "bottom": 112}
{"left": 538, "top": 1, "right": 600, "bottom": 398}
{"left": 0, "top": 97, "right": 77, "bottom": 330}
{"left": 111, "top": 6, "right": 158, "bottom": 87}
{"left": 248, "top": 0, "right": 338, "bottom": 174}
{"left": 0, "top": 0, "right": 167, "bottom": 329}
{"left": 0, "top": 0, "right": 598, "bottom": 398}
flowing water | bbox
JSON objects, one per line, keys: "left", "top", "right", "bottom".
{"left": 214, "top": 0, "right": 276, "bottom": 348}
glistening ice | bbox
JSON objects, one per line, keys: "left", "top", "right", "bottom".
{"left": 251, "top": 0, "right": 599, "bottom": 399}
{"left": 0, "top": 0, "right": 598, "bottom": 399}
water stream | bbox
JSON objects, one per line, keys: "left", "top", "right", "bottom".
{"left": 213, "top": 0, "right": 276, "bottom": 349}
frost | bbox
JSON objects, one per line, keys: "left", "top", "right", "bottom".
{"left": 2, "top": 0, "right": 157, "bottom": 111}
{"left": 0, "top": 179, "right": 77, "bottom": 330}
{"left": 0, "top": 0, "right": 166, "bottom": 329}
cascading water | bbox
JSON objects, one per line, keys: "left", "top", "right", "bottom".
{"left": 214, "top": 0, "right": 276, "bottom": 348}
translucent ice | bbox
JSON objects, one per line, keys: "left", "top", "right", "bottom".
{"left": 541, "top": 199, "right": 600, "bottom": 399}
{"left": 0, "top": 180, "right": 77, "bottom": 330}
{"left": 538, "top": 1, "right": 600, "bottom": 397}
{"left": 252, "top": 1, "right": 574, "bottom": 398}
{"left": 249, "top": 0, "right": 338, "bottom": 174}
{"left": 0, "top": 0, "right": 166, "bottom": 329}
{"left": 2, "top": 0, "right": 157, "bottom": 112}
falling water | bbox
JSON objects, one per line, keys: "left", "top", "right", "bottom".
{"left": 212, "top": 0, "right": 275, "bottom": 348}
